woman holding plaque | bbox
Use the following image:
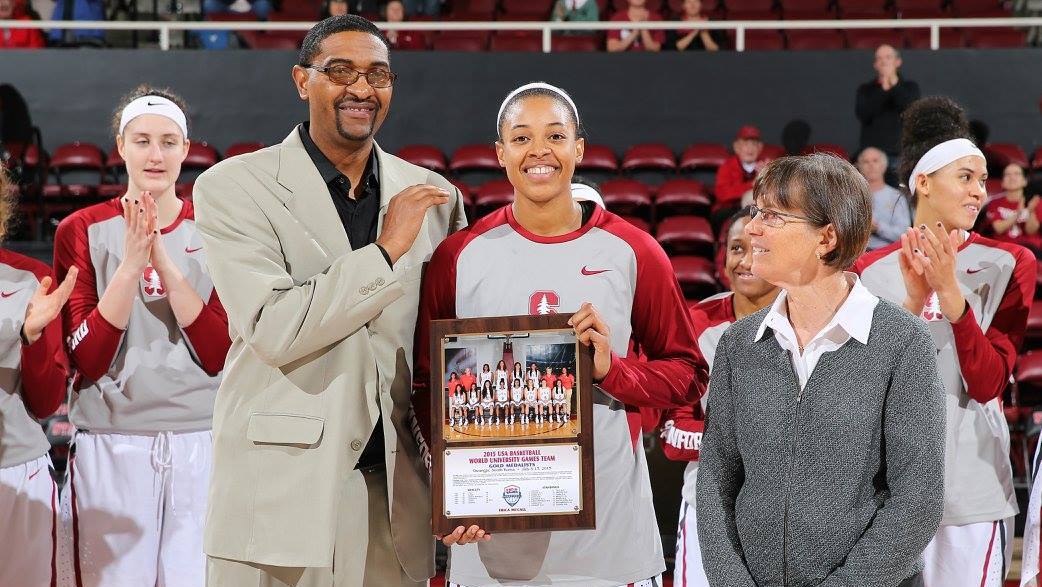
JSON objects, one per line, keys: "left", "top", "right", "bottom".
{"left": 697, "top": 153, "right": 946, "bottom": 587}
{"left": 415, "top": 81, "right": 707, "bottom": 586}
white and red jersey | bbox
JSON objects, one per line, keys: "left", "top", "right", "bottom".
{"left": 537, "top": 385, "right": 552, "bottom": 403}
{"left": 414, "top": 204, "right": 707, "bottom": 587}
{"left": 53, "top": 198, "right": 231, "bottom": 434}
{"left": 478, "top": 370, "right": 492, "bottom": 386}
{"left": 0, "top": 250, "right": 69, "bottom": 469}
{"left": 660, "top": 292, "right": 736, "bottom": 505}
{"left": 856, "top": 232, "right": 1035, "bottom": 526}
{"left": 523, "top": 387, "right": 537, "bottom": 403}
{"left": 496, "top": 386, "right": 509, "bottom": 403}
{"left": 526, "top": 367, "right": 540, "bottom": 387}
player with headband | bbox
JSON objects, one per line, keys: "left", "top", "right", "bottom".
{"left": 413, "top": 81, "right": 708, "bottom": 586}
{"left": 52, "top": 85, "right": 231, "bottom": 587}
{"left": 856, "top": 96, "right": 1034, "bottom": 587}
{"left": 0, "top": 167, "right": 78, "bottom": 587}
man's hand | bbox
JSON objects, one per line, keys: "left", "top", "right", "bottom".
{"left": 375, "top": 185, "right": 450, "bottom": 264}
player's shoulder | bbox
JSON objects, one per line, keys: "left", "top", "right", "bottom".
{"left": 691, "top": 292, "right": 735, "bottom": 326}
{"left": 854, "top": 240, "right": 901, "bottom": 274}
{"left": 967, "top": 232, "right": 1036, "bottom": 265}
{"left": 55, "top": 198, "right": 121, "bottom": 238}
{"left": 0, "top": 248, "right": 50, "bottom": 282}
{"left": 431, "top": 207, "right": 509, "bottom": 261}
{"left": 594, "top": 209, "right": 668, "bottom": 260}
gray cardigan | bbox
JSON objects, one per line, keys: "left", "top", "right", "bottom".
{"left": 696, "top": 298, "right": 945, "bottom": 587}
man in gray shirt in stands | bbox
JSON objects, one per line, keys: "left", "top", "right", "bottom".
{"left": 857, "top": 146, "right": 910, "bottom": 250}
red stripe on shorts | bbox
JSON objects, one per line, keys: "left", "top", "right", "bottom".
{"left": 50, "top": 479, "right": 57, "bottom": 587}
{"left": 979, "top": 521, "right": 998, "bottom": 587}
{"left": 70, "top": 453, "right": 84, "bottom": 587}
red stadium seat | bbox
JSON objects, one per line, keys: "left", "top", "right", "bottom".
{"left": 42, "top": 142, "right": 104, "bottom": 199}
{"left": 656, "top": 215, "right": 715, "bottom": 256}
{"left": 1026, "top": 301, "right": 1042, "bottom": 350}
{"left": 97, "top": 184, "right": 127, "bottom": 199}
{"left": 491, "top": 32, "right": 542, "bottom": 52}
{"left": 655, "top": 179, "right": 712, "bottom": 217}
{"left": 269, "top": 1, "right": 320, "bottom": 20}
{"left": 176, "top": 182, "right": 195, "bottom": 200}
{"left": 1032, "top": 147, "right": 1042, "bottom": 171}
{"left": 474, "top": 179, "right": 514, "bottom": 217}
{"left": 450, "top": 144, "right": 500, "bottom": 173}
{"left": 786, "top": 30, "right": 846, "bottom": 50}
{"left": 724, "top": 9, "right": 780, "bottom": 20}
{"left": 1016, "top": 350, "right": 1042, "bottom": 387}
{"left": 433, "top": 31, "right": 490, "bottom": 51}
{"left": 780, "top": 0, "right": 831, "bottom": 11}
{"left": 449, "top": 179, "right": 474, "bottom": 208}
{"left": 965, "top": 28, "right": 1027, "bottom": 49}
{"left": 846, "top": 29, "right": 905, "bottom": 50}
{"left": 105, "top": 147, "right": 124, "bottom": 170}
{"left": 723, "top": 0, "right": 775, "bottom": 12}
{"left": 904, "top": 28, "right": 965, "bottom": 49}
{"left": 738, "top": 30, "right": 786, "bottom": 51}
{"left": 239, "top": 30, "right": 305, "bottom": 50}
{"left": 837, "top": 0, "right": 892, "bottom": 17}
{"left": 600, "top": 178, "right": 653, "bottom": 218}
{"left": 500, "top": 0, "right": 554, "bottom": 20}
{"left": 551, "top": 34, "right": 602, "bottom": 52}
{"left": 622, "top": 143, "right": 677, "bottom": 172}
{"left": 801, "top": 143, "right": 850, "bottom": 161}
{"left": 449, "top": 0, "right": 496, "bottom": 19}
{"left": 985, "top": 177, "right": 1003, "bottom": 196}
{"left": 397, "top": 144, "right": 447, "bottom": 172}
{"left": 950, "top": 0, "right": 1002, "bottom": 12}
{"left": 224, "top": 142, "right": 266, "bottom": 158}
{"left": 759, "top": 144, "right": 786, "bottom": 163}
{"left": 893, "top": 0, "right": 942, "bottom": 11}
{"left": 611, "top": 0, "right": 663, "bottom": 11}
{"left": 578, "top": 145, "right": 618, "bottom": 173}
{"left": 984, "top": 143, "right": 1029, "bottom": 170}
{"left": 680, "top": 144, "right": 729, "bottom": 171}
{"left": 671, "top": 255, "right": 719, "bottom": 300}
{"left": 182, "top": 142, "right": 219, "bottom": 172}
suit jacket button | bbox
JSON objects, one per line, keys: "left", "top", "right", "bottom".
{"left": 359, "top": 287, "right": 367, "bottom": 295}
{"left": 351, "top": 439, "right": 363, "bottom": 451}
{"left": 376, "top": 278, "right": 385, "bottom": 286}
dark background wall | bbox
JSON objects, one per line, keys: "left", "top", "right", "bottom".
{"left": 2, "top": 48, "right": 1041, "bottom": 157}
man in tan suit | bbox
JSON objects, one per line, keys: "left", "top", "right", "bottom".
{"left": 193, "top": 15, "right": 470, "bottom": 587}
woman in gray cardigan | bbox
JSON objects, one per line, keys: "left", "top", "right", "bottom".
{"left": 696, "top": 153, "right": 946, "bottom": 587}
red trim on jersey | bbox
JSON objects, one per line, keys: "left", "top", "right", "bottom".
{"left": 159, "top": 197, "right": 192, "bottom": 235}
{"left": 661, "top": 293, "right": 735, "bottom": 463}
{"left": 180, "top": 287, "right": 231, "bottom": 376}
{"left": 69, "top": 453, "right": 84, "bottom": 587}
{"left": 979, "top": 521, "right": 998, "bottom": 587}
{"left": 505, "top": 204, "right": 603, "bottom": 244}
{"left": 0, "top": 250, "right": 70, "bottom": 419}
{"left": 855, "top": 233, "right": 1036, "bottom": 405}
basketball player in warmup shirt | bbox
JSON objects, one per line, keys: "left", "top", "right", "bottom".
{"left": 414, "top": 82, "right": 707, "bottom": 587}
{"left": 552, "top": 380, "right": 566, "bottom": 423}
{"left": 450, "top": 384, "right": 466, "bottom": 427}
{"left": 496, "top": 379, "right": 512, "bottom": 425}
{"left": 467, "top": 385, "right": 481, "bottom": 426}
{"left": 494, "top": 359, "right": 508, "bottom": 388}
{"left": 510, "top": 379, "right": 525, "bottom": 425}
{"left": 527, "top": 362, "right": 540, "bottom": 388}
{"left": 52, "top": 86, "right": 231, "bottom": 587}
{"left": 0, "top": 168, "right": 78, "bottom": 587}
{"left": 536, "top": 380, "right": 552, "bottom": 425}
{"left": 659, "top": 208, "right": 779, "bottom": 587}
{"left": 479, "top": 363, "right": 493, "bottom": 387}
{"left": 523, "top": 380, "right": 538, "bottom": 425}
{"left": 511, "top": 361, "right": 525, "bottom": 385}
{"left": 855, "top": 97, "right": 1034, "bottom": 587}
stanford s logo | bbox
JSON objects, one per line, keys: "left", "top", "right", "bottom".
{"left": 530, "top": 291, "right": 560, "bottom": 315}
{"left": 142, "top": 266, "right": 166, "bottom": 297}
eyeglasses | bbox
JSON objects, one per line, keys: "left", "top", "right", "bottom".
{"left": 305, "top": 64, "right": 397, "bottom": 88}
{"left": 747, "top": 205, "right": 814, "bottom": 228}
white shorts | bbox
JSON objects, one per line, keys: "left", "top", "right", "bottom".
{"left": 0, "top": 454, "right": 57, "bottom": 587}
{"left": 674, "top": 497, "right": 711, "bottom": 587}
{"left": 922, "top": 518, "right": 1013, "bottom": 587}
{"left": 450, "top": 575, "right": 664, "bottom": 587}
{"left": 59, "top": 430, "right": 212, "bottom": 587}
{"left": 1023, "top": 452, "right": 1042, "bottom": 587}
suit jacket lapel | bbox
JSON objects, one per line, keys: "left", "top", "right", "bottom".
{"left": 275, "top": 127, "right": 351, "bottom": 259}
{"left": 376, "top": 145, "right": 433, "bottom": 267}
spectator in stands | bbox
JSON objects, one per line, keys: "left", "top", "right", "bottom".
{"left": 47, "top": 0, "right": 104, "bottom": 46}
{"left": 607, "top": 0, "right": 664, "bottom": 52}
{"left": 857, "top": 146, "right": 910, "bottom": 250}
{"left": 552, "top": 0, "right": 599, "bottom": 24}
{"left": 204, "top": 0, "right": 272, "bottom": 20}
{"left": 0, "top": 0, "right": 45, "bottom": 48}
{"left": 855, "top": 44, "right": 920, "bottom": 175}
{"left": 713, "top": 124, "right": 763, "bottom": 225}
{"left": 323, "top": 0, "right": 349, "bottom": 17}
{"left": 986, "top": 163, "right": 1041, "bottom": 254}
{"left": 665, "top": 0, "right": 722, "bottom": 52}
{"left": 383, "top": 0, "right": 425, "bottom": 50}
{"left": 403, "top": 0, "right": 441, "bottom": 16}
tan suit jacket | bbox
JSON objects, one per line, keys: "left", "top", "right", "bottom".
{"left": 192, "top": 127, "right": 466, "bottom": 580}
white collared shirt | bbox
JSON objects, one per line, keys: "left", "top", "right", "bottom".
{"left": 754, "top": 273, "right": 880, "bottom": 389}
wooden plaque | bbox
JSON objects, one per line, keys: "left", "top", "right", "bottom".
{"left": 430, "top": 314, "right": 595, "bottom": 534}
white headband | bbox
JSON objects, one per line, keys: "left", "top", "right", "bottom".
{"left": 908, "top": 138, "right": 984, "bottom": 195}
{"left": 571, "top": 183, "right": 604, "bottom": 208}
{"left": 496, "top": 82, "right": 580, "bottom": 132}
{"left": 118, "top": 95, "right": 188, "bottom": 139}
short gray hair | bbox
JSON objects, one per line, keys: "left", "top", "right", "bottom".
{"left": 753, "top": 153, "right": 873, "bottom": 270}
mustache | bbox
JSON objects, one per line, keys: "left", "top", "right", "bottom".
{"left": 335, "top": 96, "right": 380, "bottom": 110}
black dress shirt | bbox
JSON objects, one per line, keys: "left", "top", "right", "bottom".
{"left": 299, "top": 122, "right": 387, "bottom": 469}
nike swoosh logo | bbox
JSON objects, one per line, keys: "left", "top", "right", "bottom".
{"left": 0, "top": 290, "right": 18, "bottom": 298}
{"left": 185, "top": 246, "right": 203, "bottom": 254}
{"left": 581, "top": 266, "right": 610, "bottom": 276}
{"left": 147, "top": 101, "right": 163, "bottom": 106}
{"left": 967, "top": 268, "right": 984, "bottom": 274}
